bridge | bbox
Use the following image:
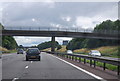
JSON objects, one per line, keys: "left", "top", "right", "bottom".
{"left": 1, "top": 27, "right": 119, "bottom": 52}
{"left": 1, "top": 27, "right": 120, "bottom": 81}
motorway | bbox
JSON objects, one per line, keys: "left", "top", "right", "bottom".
{"left": 1, "top": 52, "right": 104, "bottom": 80}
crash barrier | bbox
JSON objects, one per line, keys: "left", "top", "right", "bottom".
{"left": 44, "top": 51, "right": 120, "bottom": 75}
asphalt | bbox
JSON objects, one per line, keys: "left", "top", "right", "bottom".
{"left": 2, "top": 52, "right": 102, "bottom": 80}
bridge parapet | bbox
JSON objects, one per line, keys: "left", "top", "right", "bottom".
{"left": 2, "top": 27, "right": 120, "bottom": 35}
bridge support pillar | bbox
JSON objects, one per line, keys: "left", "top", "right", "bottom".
{"left": 51, "top": 36, "right": 55, "bottom": 52}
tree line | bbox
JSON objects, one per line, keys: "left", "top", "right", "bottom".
{"left": 18, "top": 41, "right": 62, "bottom": 51}
{"left": 66, "top": 20, "right": 120, "bottom": 51}
{"left": 1, "top": 21, "right": 61, "bottom": 50}
{"left": 37, "top": 41, "right": 61, "bottom": 50}
{"left": 0, "top": 23, "right": 18, "bottom": 50}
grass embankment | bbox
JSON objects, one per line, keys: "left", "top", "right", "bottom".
{"left": 74, "top": 46, "right": 119, "bottom": 58}
{"left": 57, "top": 45, "right": 67, "bottom": 53}
{"left": 43, "top": 46, "right": 119, "bottom": 58}
{"left": 42, "top": 45, "right": 67, "bottom": 52}
{"left": 42, "top": 48, "right": 51, "bottom": 52}
{"left": 0, "top": 46, "right": 17, "bottom": 53}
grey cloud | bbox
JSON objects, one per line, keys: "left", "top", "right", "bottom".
{"left": 2, "top": 2, "right": 118, "bottom": 29}
{"left": 4, "top": 2, "right": 117, "bottom": 46}
{"left": 14, "top": 36, "right": 51, "bottom": 46}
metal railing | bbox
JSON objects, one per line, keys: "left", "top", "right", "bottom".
{"left": 3, "top": 27, "right": 120, "bottom": 35}
{"left": 4, "top": 27, "right": 93, "bottom": 32}
{"left": 45, "top": 51, "right": 120, "bottom": 75}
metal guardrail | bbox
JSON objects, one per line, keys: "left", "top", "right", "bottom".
{"left": 45, "top": 51, "right": 120, "bottom": 75}
{"left": 3, "top": 27, "right": 120, "bottom": 35}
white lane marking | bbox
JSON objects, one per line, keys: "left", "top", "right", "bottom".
{"left": 12, "top": 77, "right": 19, "bottom": 81}
{"left": 49, "top": 54, "right": 106, "bottom": 81}
{"left": 31, "top": 61, "right": 33, "bottom": 63}
{"left": 25, "top": 66, "right": 29, "bottom": 69}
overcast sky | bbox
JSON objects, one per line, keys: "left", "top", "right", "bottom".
{"left": 0, "top": 1, "right": 118, "bottom": 46}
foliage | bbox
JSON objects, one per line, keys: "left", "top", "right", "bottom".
{"left": 37, "top": 41, "right": 61, "bottom": 50}
{"left": 66, "top": 20, "right": 119, "bottom": 50}
{"left": 1, "top": 23, "right": 18, "bottom": 50}
{"left": 73, "top": 46, "right": 119, "bottom": 58}
{"left": 0, "top": 23, "right": 4, "bottom": 30}
{"left": 94, "top": 20, "right": 120, "bottom": 30}
{"left": 2, "top": 36, "right": 18, "bottom": 50}
{"left": 66, "top": 38, "right": 85, "bottom": 50}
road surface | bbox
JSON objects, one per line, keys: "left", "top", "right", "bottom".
{"left": 2, "top": 52, "right": 103, "bottom": 80}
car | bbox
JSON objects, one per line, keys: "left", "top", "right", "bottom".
{"left": 67, "top": 50, "right": 73, "bottom": 54}
{"left": 89, "top": 50, "right": 101, "bottom": 56}
{"left": 26, "top": 48, "right": 41, "bottom": 61}
{"left": 17, "top": 49, "right": 24, "bottom": 54}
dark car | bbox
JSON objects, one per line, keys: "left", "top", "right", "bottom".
{"left": 26, "top": 48, "right": 41, "bottom": 61}
{"left": 17, "top": 49, "right": 24, "bottom": 54}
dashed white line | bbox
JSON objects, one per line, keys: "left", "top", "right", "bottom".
{"left": 49, "top": 54, "right": 106, "bottom": 81}
{"left": 31, "top": 61, "right": 33, "bottom": 63}
{"left": 12, "top": 77, "right": 19, "bottom": 81}
{"left": 25, "top": 66, "right": 29, "bottom": 69}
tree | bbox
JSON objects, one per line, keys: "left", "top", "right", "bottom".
{"left": 66, "top": 20, "right": 119, "bottom": 50}
{"left": 2, "top": 36, "right": 18, "bottom": 50}
{"left": 2, "top": 23, "right": 18, "bottom": 50}
{"left": 0, "top": 23, "right": 4, "bottom": 30}
{"left": 37, "top": 41, "right": 60, "bottom": 50}
{"left": 66, "top": 38, "right": 85, "bottom": 50}
{"left": 94, "top": 20, "right": 114, "bottom": 30}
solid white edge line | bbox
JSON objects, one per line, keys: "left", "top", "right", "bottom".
{"left": 12, "top": 77, "right": 19, "bottom": 81}
{"left": 25, "top": 66, "right": 29, "bottom": 69}
{"left": 50, "top": 54, "right": 106, "bottom": 81}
